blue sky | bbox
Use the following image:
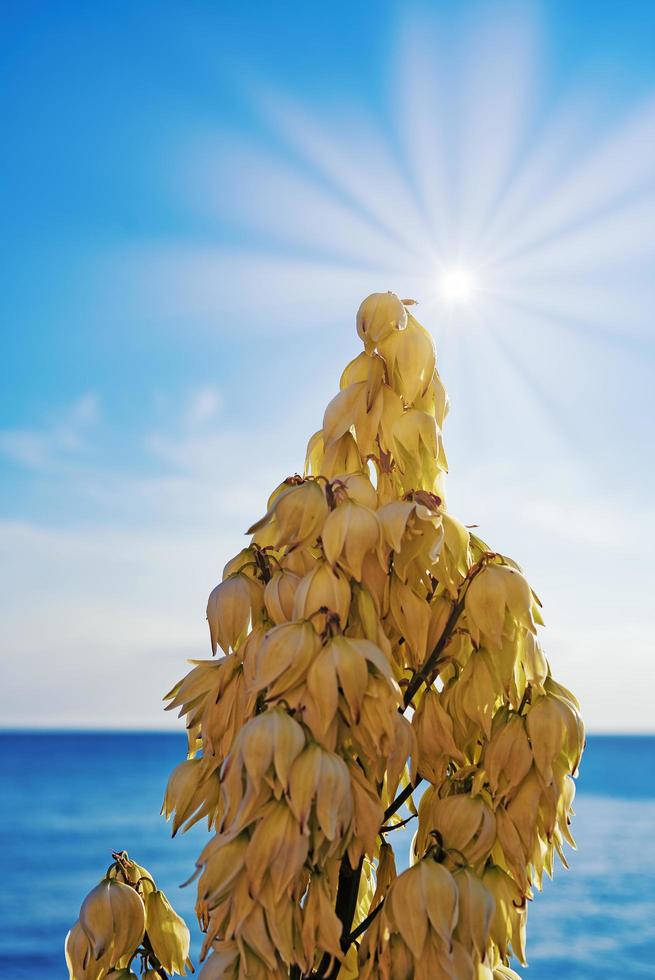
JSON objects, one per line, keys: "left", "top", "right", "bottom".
{"left": 1, "top": 0, "right": 654, "bottom": 730}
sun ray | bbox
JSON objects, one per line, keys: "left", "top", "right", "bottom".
{"left": 449, "top": 3, "right": 542, "bottom": 253}
{"left": 484, "top": 96, "right": 655, "bottom": 267}
{"left": 252, "top": 91, "right": 435, "bottom": 260}
{"left": 474, "top": 89, "right": 607, "bottom": 260}
{"left": 124, "top": 2, "right": 655, "bottom": 478}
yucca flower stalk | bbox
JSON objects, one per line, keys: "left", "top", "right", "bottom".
{"left": 164, "top": 293, "right": 584, "bottom": 979}
{"left": 74, "top": 292, "right": 583, "bottom": 980}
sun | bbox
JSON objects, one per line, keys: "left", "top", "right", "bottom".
{"left": 438, "top": 266, "right": 478, "bottom": 305}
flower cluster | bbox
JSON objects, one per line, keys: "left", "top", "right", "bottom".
{"left": 164, "top": 292, "right": 584, "bottom": 979}
{"left": 65, "top": 850, "right": 192, "bottom": 979}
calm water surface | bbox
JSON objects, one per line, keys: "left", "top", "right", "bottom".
{"left": 1, "top": 734, "right": 653, "bottom": 979}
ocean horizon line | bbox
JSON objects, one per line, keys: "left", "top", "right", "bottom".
{"left": 1, "top": 727, "right": 654, "bottom": 737}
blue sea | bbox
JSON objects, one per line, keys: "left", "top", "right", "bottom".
{"left": 1, "top": 734, "right": 653, "bottom": 980}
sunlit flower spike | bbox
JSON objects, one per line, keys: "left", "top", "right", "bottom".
{"left": 157, "top": 291, "right": 583, "bottom": 980}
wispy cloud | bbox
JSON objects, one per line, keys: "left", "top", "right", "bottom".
{"left": 185, "top": 386, "right": 222, "bottom": 425}
{"left": 0, "top": 390, "right": 308, "bottom": 728}
{"left": 0, "top": 393, "right": 100, "bottom": 470}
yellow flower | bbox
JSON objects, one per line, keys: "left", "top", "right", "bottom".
{"left": 145, "top": 889, "right": 192, "bottom": 975}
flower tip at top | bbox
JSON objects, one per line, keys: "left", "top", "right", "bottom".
{"left": 356, "top": 291, "right": 408, "bottom": 352}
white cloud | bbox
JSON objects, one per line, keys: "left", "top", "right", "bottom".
{"left": 517, "top": 494, "right": 650, "bottom": 551}
{"left": 185, "top": 386, "right": 222, "bottom": 425}
{"left": 0, "top": 429, "right": 54, "bottom": 469}
{"left": 0, "top": 393, "right": 100, "bottom": 469}
{"left": 0, "top": 518, "right": 234, "bottom": 728}
{"left": 0, "top": 403, "right": 311, "bottom": 729}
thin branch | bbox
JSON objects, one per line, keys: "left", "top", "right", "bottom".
{"left": 312, "top": 856, "right": 364, "bottom": 980}
{"left": 383, "top": 778, "right": 420, "bottom": 823}
{"left": 330, "top": 857, "right": 364, "bottom": 978}
{"left": 379, "top": 813, "right": 416, "bottom": 834}
{"left": 402, "top": 557, "right": 489, "bottom": 709}
{"left": 517, "top": 683, "right": 532, "bottom": 715}
{"left": 347, "top": 898, "right": 384, "bottom": 942}
{"left": 375, "top": 562, "right": 488, "bottom": 845}
{"left": 379, "top": 559, "right": 491, "bottom": 827}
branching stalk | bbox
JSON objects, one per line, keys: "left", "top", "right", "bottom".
{"left": 311, "top": 559, "right": 489, "bottom": 976}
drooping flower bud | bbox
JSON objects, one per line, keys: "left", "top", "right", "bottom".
{"left": 453, "top": 866, "right": 495, "bottom": 960}
{"left": 145, "top": 889, "right": 191, "bottom": 975}
{"left": 482, "top": 864, "right": 528, "bottom": 965}
{"left": 161, "top": 757, "right": 220, "bottom": 836}
{"left": 206, "top": 574, "right": 253, "bottom": 654}
{"left": 465, "top": 563, "right": 536, "bottom": 650}
{"left": 359, "top": 856, "right": 459, "bottom": 976}
{"left": 483, "top": 711, "right": 533, "bottom": 802}
{"left": 413, "top": 688, "right": 465, "bottom": 783}
{"left": 248, "top": 620, "right": 320, "bottom": 698}
{"left": 292, "top": 561, "right": 351, "bottom": 627}
{"left": 356, "top": 291, "right": 408, "bottom": 353}
{"left": 263, "top": 568, "right": 300, "bottom": 624}
{"left": 416, "top": 790, "right": 496, "bottom": 867}
{"left": 65, "top": 921, "right": 104, "bottom": 980}
{"left": 79, "top": 879, "right": 145, "bottom": 966}
{"left": 248, "top": 478, "right": 328, "bottom": 548}
{"left": 321, "top": 500, "right": 380, "bottom": 580}
{"left": 378, "top": 313, "right": 436, "bottom": 405}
